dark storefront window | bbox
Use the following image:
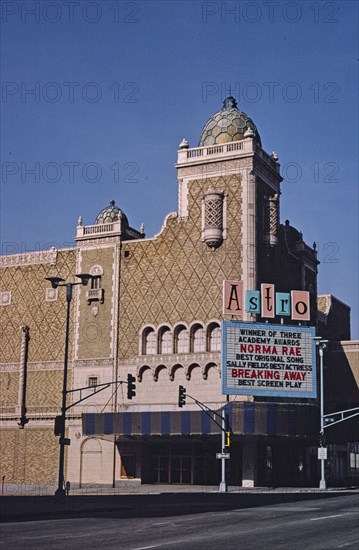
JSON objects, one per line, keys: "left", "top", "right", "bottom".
{"left": 121, "top": 455, "right": 136, "bottom": 478}
{"left": 142, "top": 438, "right": 241, "bottom": 485}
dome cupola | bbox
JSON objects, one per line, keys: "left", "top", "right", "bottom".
{"left": 95, "top": 200, "right": 129, "bottom": 228}
{"left": 199, "top": 96, "right": 261, "bottom": 147}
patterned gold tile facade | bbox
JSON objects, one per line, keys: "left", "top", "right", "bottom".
{"left": 76, "top": 246, "right": 116, "bottom": 360}
{"left": 0, "top": 428, "right": 60, "bottom": 485}
{"left": 119, "top": 174, "right": 243, "bottom": 360}
{"left": 0, "top": 372, "right": 19, "bottom": 405}
{"left": 26, "top": 370, "right": 63, "bottom": 408}
{"left": 0, "top": 365, "right": 64, "bottom": 410}
{"left": 0, "top": 250, "right": 76, "bottom": 363}
{"left": 0, "top": 250, "right": 75, "bottom": 486}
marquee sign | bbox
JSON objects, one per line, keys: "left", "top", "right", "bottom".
{"left": 222, "top": 321, "right": 317, "bottom": 398}
{"left": 223, "top": 280, "right": 311, "bottom": 321}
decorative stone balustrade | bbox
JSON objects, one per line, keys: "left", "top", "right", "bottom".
{"left": 177, "top": 138, "right": 280, "bottom": 174}
{"left": 75, "top": 221, "right": 122, "bottom": 241}
{"left": 86, "top": 288, "right": 104, "bottom": 304}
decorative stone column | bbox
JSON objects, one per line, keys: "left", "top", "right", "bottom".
{"left": 17, "top": 325, "right": 30, "bottom": 428}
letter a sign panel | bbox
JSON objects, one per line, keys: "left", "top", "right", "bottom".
{"left": 223, "top": 281, "right": 243, "bottom": 315}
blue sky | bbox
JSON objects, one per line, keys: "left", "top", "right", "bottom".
{"left": 1, "top": 0, "right": 358, "bottom": 337}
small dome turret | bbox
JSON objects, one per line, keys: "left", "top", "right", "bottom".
{"left": 95, "top": 200, "right": 129, "bottom": 228}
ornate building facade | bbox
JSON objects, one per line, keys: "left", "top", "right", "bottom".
{"left": 1, "top": 97, "right": 358, "bottom": 488}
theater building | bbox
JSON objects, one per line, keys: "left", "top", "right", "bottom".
{"left": 1, "top": 97, "right": 358, "bottom": 488}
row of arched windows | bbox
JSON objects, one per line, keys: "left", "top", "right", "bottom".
{"left": 137, "top": 362, "right": 219, "bottom": 381}
{"left": 141, "top": 321, "right": 221, "bottom": 356}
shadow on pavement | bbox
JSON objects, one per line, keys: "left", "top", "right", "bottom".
{"left": 1, "top": 490, "right": 358, "bottom": 523}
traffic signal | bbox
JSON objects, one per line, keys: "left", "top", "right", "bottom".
{"left": 224, "top": 414, "right": 231, "bottom": 447}
{"left": 178, "top": 385, "right": 186, "bottom": 407}
{"left": 54, "top": 415, "right": 64, "bottom": 436}
{"left": 127, "top": 374, "right": 136, "bottom": 399}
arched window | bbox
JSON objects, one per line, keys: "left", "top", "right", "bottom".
{"left": 203, "top": 363, "right": 219, "bottom": 380}
{"left": 169, "top": 364, "right": 184, "bottom": 381}
{"left": 174, "top": 325, "right": 189, "bottom": 354}
{"left": 80, "top": 438, "right": 103, "bottom": 485}
{"left": 153, "top": 365, "right": 167, "bottom": 382}
{"left": 142, "top": 327, "right": 156, "bottom": 355}
{"left": 91, "top": 276, "right": 101, "bottom": 290}
{"left": 90, "top": 265, "right": 103, "bottom": 289}
{"left": 208, "top": 323, "right": 221, "bottom": 352}
{"left": 187, "top": 363, "right": 200, "bottom": 380}
{"left": 191, "top": 324, "right": 205, "bottom": 353}
{"left": 87, "top": 265, "right": 104, "bottom": 303}
{"left": 88, "top": 376, "right": 98, "bottom": 387}
{"left": 159, "top": 327, "right": 172, "bottom": 354}
{"left": 138, "top": 365, "right": 151, "bottom": 382}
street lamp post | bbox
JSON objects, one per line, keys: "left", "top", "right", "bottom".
{"left": 45, "top": 273, "right": 92, "bottom": 497}
{"left": 314, "top": 337, "right": 329, "bottom": 490}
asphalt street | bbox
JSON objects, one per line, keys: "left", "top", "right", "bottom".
{"left": 1, "top": 494, "right": 358, "bottom": 550}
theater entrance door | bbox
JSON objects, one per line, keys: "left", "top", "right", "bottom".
{"left": 153, "top": 454, "right": 192, "bottom": 484}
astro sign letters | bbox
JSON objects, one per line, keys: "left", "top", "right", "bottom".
{"left": 223, "top": 281, "right": 311, "bottom": 321}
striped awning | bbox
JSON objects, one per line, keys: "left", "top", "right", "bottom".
{"left": 82, "top": 402, "right": 319, "bottom": 438}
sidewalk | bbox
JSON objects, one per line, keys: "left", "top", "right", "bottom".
{"left": 2, "top": 481, "right": 359, "bottom": 497}
{"left": 60, "top": 484, "right": 359, "bottom": 496}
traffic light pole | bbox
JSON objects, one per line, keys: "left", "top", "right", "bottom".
{"left": 314, "top": 337, "right": 328, "bottom": 490}
{"left": 319, "top": 342, "right": 326, "bottom": 490}
{"left": 53, "top": 373, "right": 136, "bottom": 495}
{"left": 177, "top": 386, "right": 230, "bottom": 493}
{"left": 219, "top": 408, "right": 227, "bottom": 493}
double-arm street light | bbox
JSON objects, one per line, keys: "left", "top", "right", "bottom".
{"left": 45, "top": 273, "right": 92, "bottom": 497}
{"left": 314, "top": 336, "right": 329, "bottom": 490}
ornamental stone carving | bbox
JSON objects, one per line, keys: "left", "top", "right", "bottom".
{"left": 264, "top": 193, "right": 279, "bottom": 246}
{"left": 0, "top": 249, "right": 58, "bottom": 268}
{"left": 202, "top": 187, "right": 224, "bottom": 249}
{"left": 178, "top": 158, "right": 252, "bottom": 178}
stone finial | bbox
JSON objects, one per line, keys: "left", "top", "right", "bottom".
{"left": 271, "top": 151, "right": 279, "bottom": 161}
{"left": 179, "top": 138, "right": 189, "bottom": 149}
{"left": 77, "top": 216, "right": 83, "bottom": 226}
{"left": 223, "top": 96, "right": 238, "bottom": 109}
{"left": 244, "top": 126, "right": 254, "bottom": 138}
{"left": 140, "top": 223, "right": 145, "bottom": 234}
